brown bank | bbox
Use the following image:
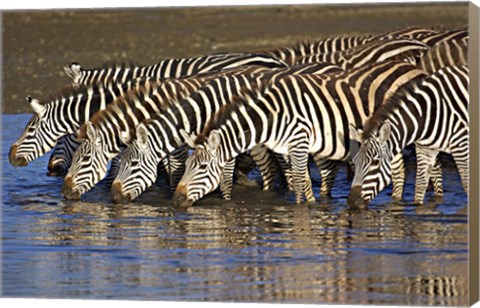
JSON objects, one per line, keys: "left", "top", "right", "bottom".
{"left": 1, "top": 2, "right": 467, "bottom": 114}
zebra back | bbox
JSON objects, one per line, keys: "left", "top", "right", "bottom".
{"left": 367, "top": 26, "right": 439, "bottom": 43}
{"left": 297, "top": 38, "right": 428, "bottom": 69}
{"left": 419, "top": 27, "right": 468, "bottom": 47}
{"left": 419, "top": 39, "right": 468, "bottom": 74}
{"left": 64, "top": 52, "right": 288, "bottom": 87}
{"left": 196, "top": 60, "right": 427, "bottom": 160}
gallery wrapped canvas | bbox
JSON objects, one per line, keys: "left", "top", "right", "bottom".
{"left": 1, "top": 1, "right": 478, "bottom": 306}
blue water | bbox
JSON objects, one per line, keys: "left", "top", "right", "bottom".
{"left": 1, "top": 114, "right": 468, "bottom": 305}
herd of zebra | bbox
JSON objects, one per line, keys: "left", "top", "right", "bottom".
{"left": 8, "top": 26, "right": 469, "bottom": 209}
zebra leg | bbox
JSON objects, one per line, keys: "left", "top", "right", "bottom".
{"left": 451, "top": 141, "right": 469, "bottom": 193}
{"left": 289, "top": 140, "right": 315, "bottom": 204}
{"left": 390, "top": 153, "right": 405, "bottom": 200}
{"left": 275, "top": 153, "right": 293, "bottom": 191}
{"left": 312, "top": 154, "right": 339, "bottom": 197}
{"left": 414, "top": 146, "right": 439, "bottom": 204}
{"left": 167, "top": 146, "right": 189, "bottom": 194}
{"left": 250, "top": 145, "right": 277, "bottom": 191}
{"left": 234, "top": 154, "right": 259, "bottom": 188}
{"left": 220, "top": 159, "right": 236, "bottom": 200}
{"left": 346, "top": 160, "right": 355, "bottom": 182}
{"left": 430, "top": 156, "right": 443, "bottom": 198}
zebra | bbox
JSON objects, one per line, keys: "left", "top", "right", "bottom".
{"left": 63, "top": 52, "right": 288, "bottom": 87}
{"left": 347, "top": 65, "right": 468, "bottom": 208}
{"left": 297, "top": 38, "right": 428, "bottom": 69}
{"left": 172, "top": 60, "right": 428, "bottom": 207}
{"left": 419, "top": 39, "right": 468, "bottom": 74}
{"left": 110, "top": 62, "right": 344, "bottom": 203}
{"left": 60, "top": 65, "right": 284, "bottom": 200}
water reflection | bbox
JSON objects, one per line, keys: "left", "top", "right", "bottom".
{"left": 2, "top": 115, "right": 468, "bottom": 305}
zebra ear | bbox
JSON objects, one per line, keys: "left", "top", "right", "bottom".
{"left": 349, "top": 124, "right": 363, "bottom": 143}
{"left": 180, "top": 129, "right": 196, "bottom": 148}
{"left": 64, "top": 62, "right": 82, "bottom": 83}
{"left": 136, "top": 123, "right": 150, "bottom": 150}
{"left": 207, "top": 130, "right": 221, "bottom": 153}
{"left": 85, "top": 122, "right": 97, "bottom": 142}
{"left": 378, "top": 122, "right": 391, "bottom": 144}
{"left": 27, "top": 96, "right": 45, "bottom": 114}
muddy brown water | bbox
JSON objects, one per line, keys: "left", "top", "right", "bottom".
{"left": 1, "top": 3, "right": 470, "bottom": 305}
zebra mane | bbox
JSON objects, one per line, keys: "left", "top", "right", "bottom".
{"left": 360, "top": 76, "right": 424, "bottom": 140}
{"left": 77, "top": 79, "right": 190, "bottom": 140}
{"left": 41, "top": 83, "right": 95, "bottom": 105}
{"left": 195, "top": 80, "right": 268, "bottom": 146}
{"left": 77, "top": 84, "right": 148, "bottom": 139}
{"left": 84, "top": 60, "right": 141, "bottom": 71}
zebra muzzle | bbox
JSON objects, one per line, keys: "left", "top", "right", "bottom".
{"left": 111, "top": 181, "right": 131, "bottom": 203}
{"left": 8, "top": 145, "right": 29, "bottom": 167}
{"left": 173, "top": 184, "right": 193, "bottom": 208}
{"left": 346, "top": 186, "right": 369, "bottom": 209}
{"left": 61, "top": 176, "right": 81, "bottom": 200}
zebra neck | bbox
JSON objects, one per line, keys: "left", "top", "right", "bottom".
{"left": 98, "top": 128, "right": 125, "bottom": 158}
{"left": 386, "top": 97, "right": 427, "bottom": 157}
{"left": 218, "top": 124, "right": 260, "bottom": 165}
{"left": 149, "top": 115, "right": 185, "bottom": 159}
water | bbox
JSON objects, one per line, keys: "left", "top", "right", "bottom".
{"left": 2, "top": 114, "right": 468, "bottom": 305}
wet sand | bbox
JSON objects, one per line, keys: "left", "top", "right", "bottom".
{"left": 1, "top": 2, "right": 468, "bottom": 113}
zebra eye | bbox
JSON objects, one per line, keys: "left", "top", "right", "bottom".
{"left": 82, "top": 156, "right": 90, "bottom": 162}
{"left": 130, "top": 161, "right": 139, "bottom": 168}
{"left": 371, "top": 158, "right": 380, "bottom": 166}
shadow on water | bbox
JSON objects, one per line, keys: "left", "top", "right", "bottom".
{"left": 2, "top": 114, "right": 468, "bottom": 305}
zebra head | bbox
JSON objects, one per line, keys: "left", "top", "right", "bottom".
{"left": 9, "top": 96, "right": 61, "bottom": 167}
{"left": 173, "top": 130, "right": 224, "bottom": 207}
{"left": 112, "top": 123, "right": 160, "bottom": 203}
{"left": 61, "top": 122, "right": 110, "bottom": 200}
{"left": 347, "top": 122, "right": 392, "bottom": 209}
